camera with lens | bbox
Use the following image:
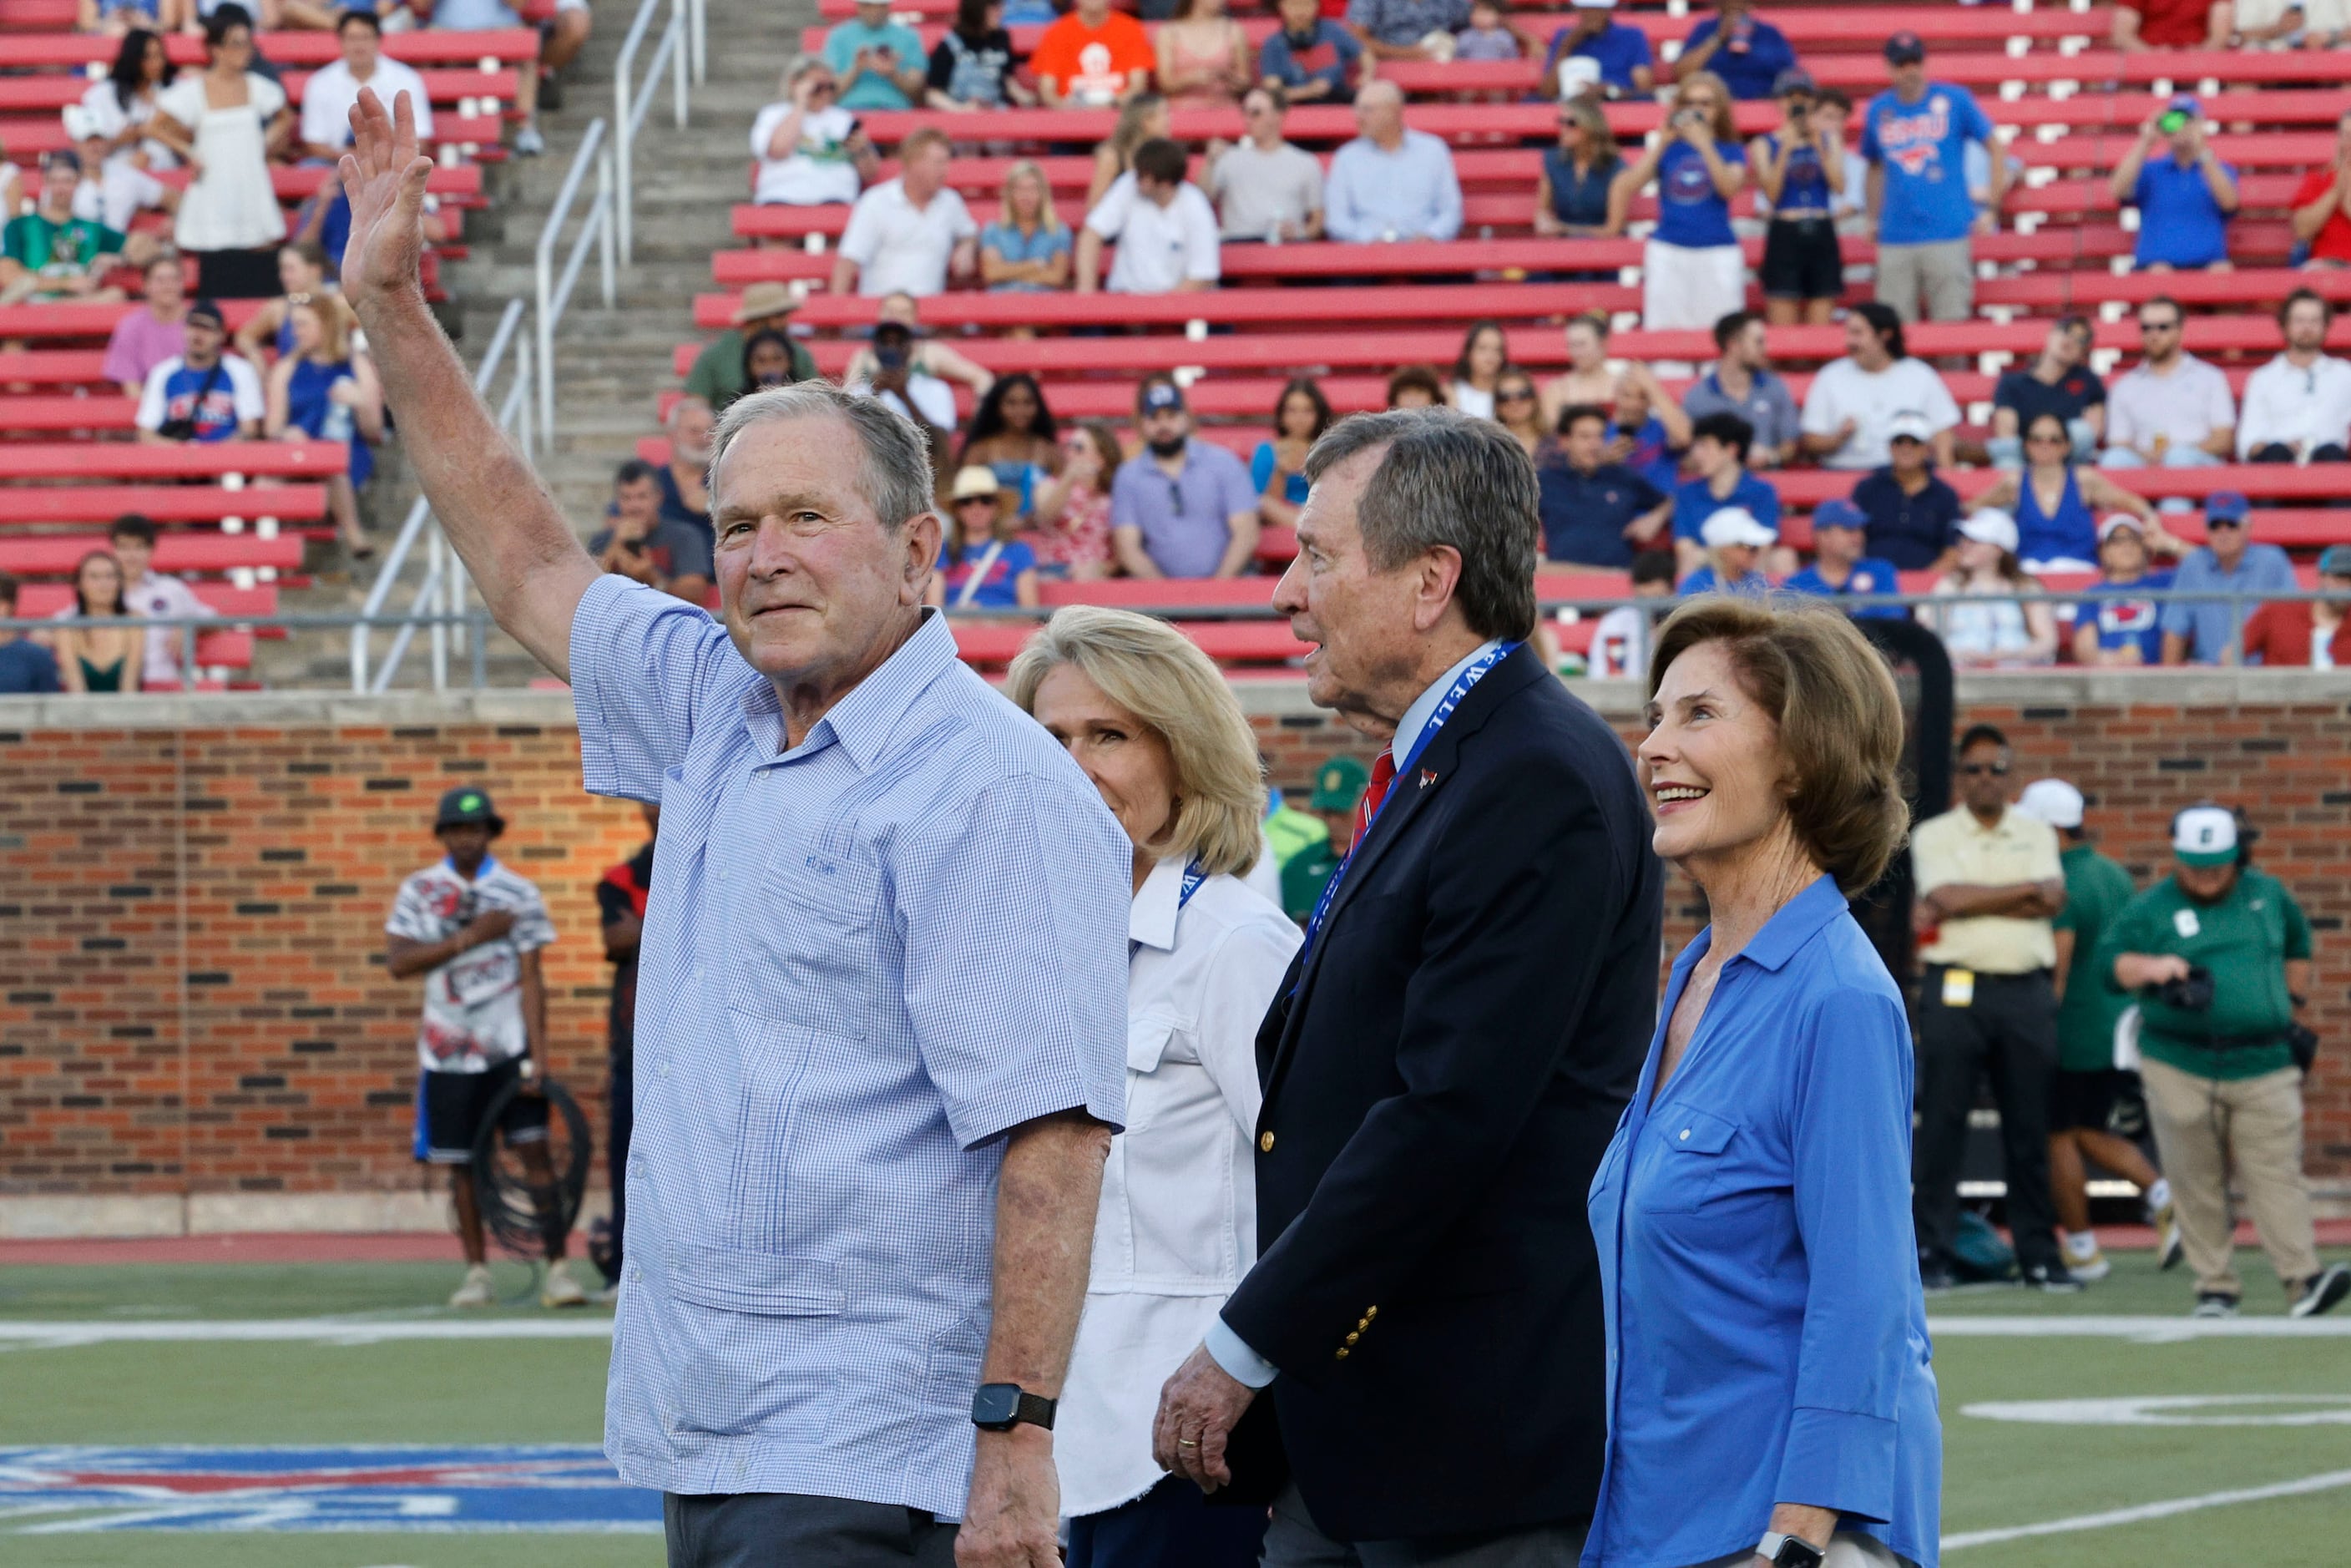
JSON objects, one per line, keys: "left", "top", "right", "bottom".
{"left": 2153, "top": 964, "right": 2215, "bottom": 1012}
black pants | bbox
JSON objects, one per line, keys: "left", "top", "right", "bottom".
{"left": 2248, "top": 442, "right": 2350, "bottom": 463}
{"left": 1913, "top": 965, "right": 2062, "bottom": 1270}
{"left": 605, "top": 1050, "right": 633, "bottom": 1284}
{"left": 665, "top": 1492, "right": 958, "bottom": 1567}
{"left": 1066, "top": 1476, "right": 1268, "bottom": 1568}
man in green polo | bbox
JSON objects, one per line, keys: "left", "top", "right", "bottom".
{"left": 1278, "top": 755, "right": 1369, "bottom": 923}
{"left": 2099, "top": 804, "right": 2348, "bottom": 1319}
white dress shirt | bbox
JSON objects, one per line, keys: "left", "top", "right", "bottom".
{"left": 2235, "top": 351, "right": 2351, "bottom": 461}
{"left": 299, "top": 57, "right": 435, "bottom": 151}
{"left": 1084, "top": 173, "right": 1221, "bottom": 295}
{"left": 836, "top": 177, "right": 978, "bottom": 296}
{"left": 1056, "top": 856, "right": 1300, "bottom": 1519}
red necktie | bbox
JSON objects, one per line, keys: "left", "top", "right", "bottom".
{"left": 1355, "top": 751, "right": 1397, "bottom": 845}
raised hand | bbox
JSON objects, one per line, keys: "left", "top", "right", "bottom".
{"left": 336, "top": 87, "right": 435, "bottom": 311}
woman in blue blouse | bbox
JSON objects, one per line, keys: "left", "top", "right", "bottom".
{"left": 1587, "top": 596, "right": 1940, "bottom": 1568}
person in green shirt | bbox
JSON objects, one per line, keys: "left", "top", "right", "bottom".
{"left": 2015, "top": 778, "right": 2177, "bottom": 1285}
{"left": 2097, "top": 804, "right": 2348, "bottom": 1320}
{"left": 822, "top": 0, "right": 929, "bottom": 110}
{"left": 683, "top": 282, "right": 818, "bottom": 412}
{"left": 1277, "top": 754, "right": 1368, "bottom": 923}
{"left": 0, "top": 153, "right": 128, "bottom": 306}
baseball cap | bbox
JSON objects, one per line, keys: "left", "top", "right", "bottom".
{"left": 434, "top": 786, "right": 505, "bottom": 833}
{"left": 1885, "top": 410, "right": 1935, "bottom": 444}
{"left": 2204, "top": 491, "right": 2250, "bottom": 524}
{"left": 2172, "top": 805, "right": 2238, "bottom": 867}
{"left": 41, "top": 147, "right": 81, "bottom": 175}
{"left": 1140, "top": 381, "right": 1186, "bottom": 415}
{"left": 1959, "top": 509, "right": 2020, "bottom": 554}
{"left": 185, "top": 299, "right": 226, "bottom": 331}
{"left": 2014, "top": 778, "right": 2085, "bottom": 832}
{"left": 1311, "top": 755, "right": 1371, "bottom": 812}
{"left": 2167, "top": 93, "right": 2201, "bottom": 117}
{"left": 2317, "top": 544, "right": 2351, "bottom": 576}
{"left": 1773, "top": 68, "right": 1817, "bottom": 98}
{"left": 1883, "top": 31, "right": 1926, "bottom": 65}
{"left": 950, "top": 465, "right": 1001, "bottom": 502}
{"left": 1701, "top": 507, "right": 1777, "bottom": 549}
{"left": 2097, "top": 513, "right": 2146, "bottom": 542}
{"left": 1812, "top": 498, "right": 1868, "bottom": 532}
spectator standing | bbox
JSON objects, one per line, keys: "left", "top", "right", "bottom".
{"left": 2160, "top": 493, "right": 2298, "bottom": 663}
{"left": 1784, "top": 497, "right": 1905, "bottom": 619}
{"left": 980, "top": 160, "right": 1074, "bottom": 291}
{"left": 1910, "top": 723, "right": 2075, "bottom": 1292}
{"left": 683, "top": 283, "right": 815, "bottom": 409}
{"left": 0, "top": 153, "right": 128, "bottom": 306}
{"left": 1274, "top": 755, "right": 1368, "bottom": 923}
{"left": 1752, "top": 68, "right": 1844, "bottom": 326}
{"left": 1260, "top": 0, "right": 1365, "bottom": 104}
{"left": 1970, "top": 411, "right": 2171, "bottom": 572}
{"left": 1677, "top": 506, "right": 1775, "bottom": 595}
{"left": 2010, "top": 779, "right": 2178, "bottom": 1285}
{"left": 1252, "top": 377, "right": 1332, "bottom": 529}
{"left": 590, "top": 802, "right": 658, "bottom": 1300}
{"left": 1991, "top": 316, "right": 2105, "bottom": 468}
{"left": 1088, "top": 94, "right": 1171, "bottom": 210}
{"left": 1110, "top": 378, "right": 1261, "bottom": 579}
{"left": 1536, "top": 402, "right": 1669, "bottom": 568}
{"left": 1493, "top": 368, "right": 1545, "bottom": 456}
{"left": 1863, "top": 33, "right": 2003, "bottom": 325}
{"left": 2100, "top": 296, "right": 2237, "bottom": 471}
{"left": 299, "top": 12, "right": 432, "bottom": 161}
{"left": 1031, "top": 421, "right": 1123, "bottom": 579}
{"left": 928, "top": 468, "right": 1041, "bottom": 611}
{"left": 927, "top": 0, "right": 1033, "bottom": 110}
{"left": 264, "top": 296, "right": 383, "bottom": 559}
{"left": 1851, "top": 411, "right": 1963, "bottom": 570}
{"left": 1682, "top": 311, "right": 1801, "bottom": 467}
{"left": 2241, "top": 543, "right": 2351, "bottom": 666}
{"left": 2099, "top": 807, "right": 2349, "bottom": 1318}
{"left": 1322, "top": 81, "right": 1464, "bottom": 243}
{"left": 1617, "top": 70, "right": 1747, "bottom": 333}
{"left": 1206, "top": 85, "right": 1325, "bottom": 243}
{"left": 751, "top": 58, "right": 877, "bottom": 207}
{"left": 1532, "top": 96, "right": 1625, "bottom": 241}
{"left": 959, "top": 372, "right": 1062, "bottom": 518}
{"left": 146, "top": 8, "right": 291, "bottom": 297}
{"left": 1671, "top": 412, "right": 1779, "bottom": 576}
{"left": 823, "top": 0, "right": 928, "bottom": 110}
{"left": 1034, "top": 0, "right": 1155, "bottom": 107}
{"left": 0, "top": 574, "right": 64, "bottom": 695}
{"left": 2111, "top": 97, "right": 2238, "bottom": 273}
{"left": 384, "top": 787, "right": 584, "bottom": 1310}
{"left": 2237, "top": 288, "right": 2351, "bottom": 463}
{"left": 1077, "top": 138, "right": 1221, "bottom": 294}
{"left": 1800, "top": 304, "right": 1961, "bottom": 469}
{"left": 1921, "top": 512, "right": 2059, "bottom": 667}
{"left": 2072, "top": 516, "right": 2175, "bottom": 665}
{"left": 1449, "top": 320, "right": 1507, "bottom": 419}
{"left": 587, "top": 460, "right": 714, "bottom": 604}
{"left": 2112, "top": 0, "right": 2232, "bottom": 49}
{"left": 1539, "top": 0, "right": 1653, "bottom": 99}
{"left": 655, "top": 397, "right": 714, "bottom": 540}
{"left": 832, "top": 128, "right": 978, "bottom": 296}
{"left": 134, "top": 299, "right": 264, "bottom": 444}
{"left": 53, "top": 550, "right": 144, "bottom": 696}
{"left": 1158, "top": 0, "right": 1252, "bottom": 109}
{"left": 1673, "top": 0, "right": 1797, "bottom": 101}
{"left": 2288, "top": 109, "right": 2351, "bottom": 267}
{"left": 102, "top": 257, "right": 190, "bottom": 401}
{"left": 1345, "top": 0, "right": 1469, "bottom": 59}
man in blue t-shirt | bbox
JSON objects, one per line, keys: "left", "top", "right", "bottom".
{"left": 2111, "top": 97, "right": 2238, "bottom": 272}
{"left": 2072, "top": 515, "right": 2172, "bottom": 665}
{"left": 1862, "top": 32, "right": 2004, "bottom": 324}
{"left": 1672, "top": 0, "right": 1796, "bottom": 101}
{"left": 1785, "top": 498, "right": 1906, "bottom": 620}
{"left": 1670, "top": 411, "right": 1779, "bottom": 576}
{"left": 0, "top": 573, "right": 63, "bottom": 695}
{"left": 1540, "top": 0, "right": 1654, "bottom": 99}
{"left": 1261, "top": 0, "right": 1365, "bottom": 105}
{"left": 823, "top": 0, "right": 928, "bottom": 109}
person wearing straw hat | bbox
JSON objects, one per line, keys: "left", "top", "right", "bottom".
{"left": 682, "top": 281, "right": 817, "bottom": 411}
{"left": 927, "top": 466, "right": 1041, "bottom": 611}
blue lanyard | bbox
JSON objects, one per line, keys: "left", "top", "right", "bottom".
{"left": 1296, "top": 641, "right": 1518, "bottom": 970}
{"left": 1131, "top": 858, "right": 1208, "bottom": 960}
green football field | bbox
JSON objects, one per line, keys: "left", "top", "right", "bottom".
{"left": 3, "top": 1248, "right": 2349, "bottom": 1566}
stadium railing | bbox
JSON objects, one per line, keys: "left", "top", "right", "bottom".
{"left": 533, "top": 119, "right": 617, "bottom": 448}
{"left": 613, "top": 0, "right": 691, "bottom": 266}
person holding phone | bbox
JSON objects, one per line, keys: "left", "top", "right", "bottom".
{"left": 824, "top": 0, "right": 929, "bottom": 109}
{"left": 2110, "top": 94, "right": 2239, "bottom": 272}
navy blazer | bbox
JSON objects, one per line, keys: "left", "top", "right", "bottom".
{"left": 1221, "top": 642, "right": 1665, "bottom": 1542}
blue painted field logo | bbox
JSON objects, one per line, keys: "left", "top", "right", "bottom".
{"left": 0, "top": 1445, "right": 662, "bottom": 1533}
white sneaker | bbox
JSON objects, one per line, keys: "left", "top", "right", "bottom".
{"left": 449, "top": 1264, "right": 495, "bottom": 1309}
{"left": 514, "top": 123, "right": 545, "bottom": 158}
{"left": 540, "top": 1259, "right": 589, "bottom": 1309}
{"left": 2065, "top": 1242, "right": 2112, "bottom": 1282}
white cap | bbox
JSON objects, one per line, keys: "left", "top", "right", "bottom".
{"left": 1701, "top": 507, "right": 1777, "bottom": 549}
{"left": 1558, "top": 58, "right": 1605, "bottom": 96}
{"left": 1885, "top": 410, "right": 1936, "bottom": 444}
{"left": 2097, "top": 513, "right": 2146, "bottom": 542}
{"left": 60, "top": 104, "right": 95, "bottom": 141}
{"left": 1959, "top": 508, "right": 2020, "bottom": 554}
{"left": 2172, "top": 806, "right": 2239, "bottom": 864}
{"left": 2015, "top": 778, "right": 2085, "bottom": 831}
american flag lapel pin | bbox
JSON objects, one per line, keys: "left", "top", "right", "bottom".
{"left": 1418, "top": 768, "right": 1436, "bottom": 789}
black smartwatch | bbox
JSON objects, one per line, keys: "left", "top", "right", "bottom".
{"left": 970, "top": 1383, "right": 1056, "bottom": 1433}
{"left": 1758, "top": 1534, "right": 1825, "bottom": 1568}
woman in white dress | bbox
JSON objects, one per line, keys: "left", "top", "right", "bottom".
{"left": 1007, "top": 606, "right": 1301, "bottom": 1568}
{"left": 147, "top": 6, "right": 291, "bottom": 297}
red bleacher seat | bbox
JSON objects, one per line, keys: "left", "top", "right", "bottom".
{"left": 0, "top": 441, "right": 344, "bottom": 481}
{"left": 0, "top": 532, "right": 303, "bottom": 577}
{"left": 15, "top": 580, "right": 277, "bottom": 618}
{"left": 0, "top": 485, "right": 329, "bottom": 526}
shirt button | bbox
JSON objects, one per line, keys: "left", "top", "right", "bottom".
{"left": 1258, "top": 1131, "right": 1275, "bottom": 1153}
{"left": 1680, "top": 1128, "right": 1691, "bottom": 1141}
{"left": 629, "top": 1266, "right": 644, "bottom": 1282}
{"left": 659, "top": 1061, "right": 672, "bottom": 1077}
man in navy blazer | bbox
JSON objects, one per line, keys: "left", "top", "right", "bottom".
{"left": 1152, "top": 408, "right": 1666, "bottom": 1562}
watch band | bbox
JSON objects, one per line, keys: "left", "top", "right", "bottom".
{"left": 970, "top": 1382, "right": 1057, "bottom": 1432}
{"left": 1758, "top": 1533, "right": 1826, "bottom": 1568}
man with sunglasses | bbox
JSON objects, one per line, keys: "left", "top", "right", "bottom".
{"left": 2100, "top": 296, "right": 2236, "bottom": 471}
{"left": 1910, "top": 722, "right": 2076, "bottom": 1293}
{"left": 1110, "top": 377, "right": 1261, "bottom": 579}
{"left": 1990, "top": 316, "right": 2105, "bottom": 468}
{"left": 2159, "top": 491, "right": 2299, "bottom": 664}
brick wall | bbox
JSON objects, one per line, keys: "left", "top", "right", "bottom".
{"left": 3, "top": 675, "right": 2346, "bottom": 1232}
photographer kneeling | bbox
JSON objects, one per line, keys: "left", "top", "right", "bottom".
{"left": 2099, "top": 806, "right": 2349, "bottom": 1319}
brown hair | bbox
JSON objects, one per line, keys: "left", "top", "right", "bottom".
{"left": 1384, "top": 363, "right": 1449, "bottom": 407}
{"left": 1646, "top": 597, "right": 1909, "bottom": 894}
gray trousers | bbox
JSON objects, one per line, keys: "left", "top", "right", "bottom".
{"left": 1260, "top": 1482, "right": 1587, "bottom": 1568}
{"left": 1873, "top": 238, "right": 1975, "bottom": 323}
{"left": 665, "top": 1492, "right": 958, "bottom": 1567}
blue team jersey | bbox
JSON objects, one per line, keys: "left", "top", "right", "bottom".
{"left": 2077, "top": 572, "right": 2173, "bottom": 662}
{"left": 1654, "top": 140, "right": 1743, "bottom": 250}
{"left": 1672, "top": 473, "right": 1782, "bottom": 543}
{"left": 1862, "top": 83, "right": 1995, "bottom": 245}
{"left": 1785, "top": 559, "right": 1908, "bottom": 620}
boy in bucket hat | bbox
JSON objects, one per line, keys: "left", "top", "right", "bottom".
{"left": 385, "top": 787, "right": 583, "bottom": 1309}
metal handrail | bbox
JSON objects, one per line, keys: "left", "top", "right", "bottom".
{"left": 533, "top": 115, "right": 618, "bottom": 445}
{"left": 613, "top": 0, "right": 689, "bottom": 267}
{"left": 349, "top": 298, "right": 528, "bottom": 693}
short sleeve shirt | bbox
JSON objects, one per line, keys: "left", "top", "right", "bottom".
{"left": 1345, "top": 0, "right": 1470, "bottom": 47}
{"left": 1534, "top": 453, "right": 1662, "bottom": 567}
{"left": 2131, "top": 154, "right": 2236, "bottom": 270}
{"left": 1085, "top": 175, "right": 1222, "bottom": 294}
{"left": 1671, "top": 471, "right": 1780, "bottom": 544}
{"left": 822, "top": 18, "right": 928, "bottom": 109}
{"left": 385, "top": 857, "right": 555, "bottom": 1074}
{"left": 1542, "top": 22, "right": 1652, "bottom": 93}
{"left": 2050, "top": 843, "right": 2139, "bottom": 1071}
{"left": 2075, "top": 571, "right": 2172, "bottom": 664}
{"left": 1652, "top": 140, "right": 1742, "bottom": 250}
{"left": 1258, "top": 21, "right": 1360, "bottom": 99}
{"left": 1994, "top": 366, "right": 2106, "bottom": 427}
{"left": 3, "top": 213, "right": 124, "bottom": 280}
{"left": 1030, "top": 12, "right": 1155, "bottom": 105}
{"left": 751, "top": 102, "right": 863, "bottom": 205}
{"left": 2121, "top": 0, "right": 2218, "bottom": 46}
{"left": 2096, "top": 868, "right": 2310, "bottom": 1080}
{"left": 1800, "top": 357, "right": 1961, "bottom": 470}
{"left": 1862, "top": 83, "right": 1996, "bottom": 245}
{"left": 978, "top": 220, "right": 1071, "bottom": 291}
{"left": 1681, "top": 369, "right": 1802, "bottom": 458}
{"left": 2290, "top": 166, "right": 2351, "bottom": 265}
{"left": 589, "top": 519, "right": 715, "bottom": 584}
{"left": 1679, "top": 13, "right": 1796, "bottom": 99}
{"left": 837, "top": 178, "right": 978, "bottom": 297}
{"left": 1109, "top": 439, "right": 1259, "bottom": 577}
{"left": 1207, "top": 140, "right": 1325, "bottom": 240}
{"left": 134, "top": 353, "right": 265, "bottom": 442}
{"left": 1911, "top": 806, "right": 2062, "bottom": 974}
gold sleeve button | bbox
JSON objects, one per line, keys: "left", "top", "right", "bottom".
{"left": 1258, "top": 1131, "right": 1276, "bottom": 1153}
{"left": 1334, "top": 1347, "right": 1350, "bottom": 1360}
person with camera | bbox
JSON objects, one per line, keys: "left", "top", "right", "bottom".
{"left": 2098, "top": 806, "right": 2350, "bottom": 1319}
{"left": 1617, "top": 70, "right": 1747, "bottom": 333}
{"left": 2109, "top": 95, "right": 2239, "bottom": 274}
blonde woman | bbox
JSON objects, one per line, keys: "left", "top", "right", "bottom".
{"left": 1615, "top": 68, "right": 1748, "bottom": 333}
{"left": 1087, "top": 91, "right": 1170, "bottom": 210}
{"left": 980, "top": 159, "right": 1072, "bottom": 292}
{"left": 1009, "top": 606, "right": 1300, "bottom": 1568}
{"left": 264, "top": 295, "right": 383, "bottom": 558}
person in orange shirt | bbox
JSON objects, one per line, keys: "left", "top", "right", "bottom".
{"left": 1034, "top": 0, "right": 1157, "bottom": 107}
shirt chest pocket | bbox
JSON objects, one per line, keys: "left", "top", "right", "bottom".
{"left": 726, "top": 848, "right": 887, "bottom": 1040}
{"left": 1641, "top": 1106, "right": 1741, "bottom": 1215}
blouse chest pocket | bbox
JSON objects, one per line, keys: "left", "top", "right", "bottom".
{"left": 726, "top": 847, "right": 886, "bottom": 1039}
{"left": 1641, "top": 1105, "right": 1741, "bottom": 1215}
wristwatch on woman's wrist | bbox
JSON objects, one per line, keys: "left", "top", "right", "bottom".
{"left": 1758, "top": 1533, "right": 1826, "bottom": 1568}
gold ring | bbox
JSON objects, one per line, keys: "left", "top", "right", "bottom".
{"left": 1176, "top": 1438, "right": 1199, "bottom": 1448}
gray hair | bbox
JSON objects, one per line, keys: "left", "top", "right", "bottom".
{"left": 1302, "top": 408, "right": 1540, "bottom": 640}
{"left": 707, "top": 382, "right": 937, "bottom": 534}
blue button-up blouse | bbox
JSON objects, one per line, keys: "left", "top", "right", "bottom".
{"left": 1585, "top": 875, "right": 1941, "bottom": 1568}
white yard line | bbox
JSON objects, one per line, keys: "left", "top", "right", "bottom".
{"left": 1944, "top": 1468, "right": 2351, "bottom": 1550}
{"left": 0, "top": 1318, "right": 616, "bottom": 1348}
{"left": 1928, "top": 1313, "right": 2351, "bottom": 1341}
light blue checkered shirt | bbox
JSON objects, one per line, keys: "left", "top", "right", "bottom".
{"left": 571, "top": 575, "right": 1130, "bottom": 1516}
